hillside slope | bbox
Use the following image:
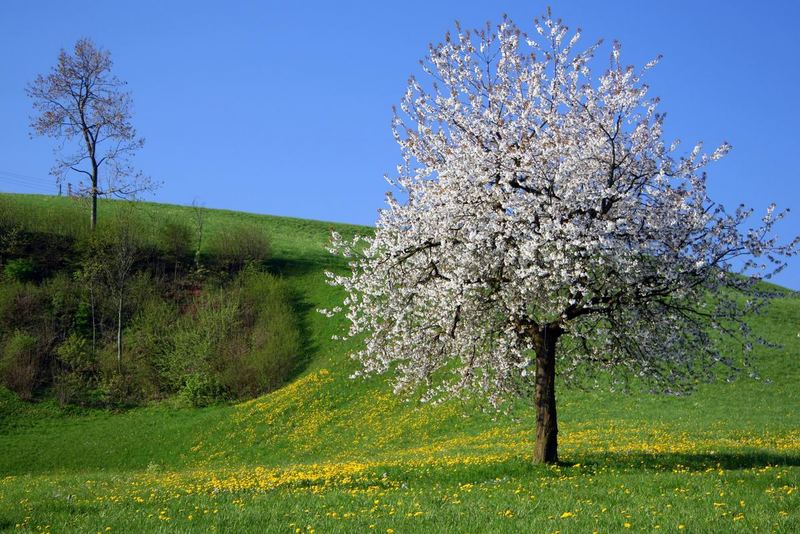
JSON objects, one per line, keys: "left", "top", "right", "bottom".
{"left": 0, "top": 194, "right": 798, "bottom": 533}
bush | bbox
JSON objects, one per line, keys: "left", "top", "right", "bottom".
{"left": 0, "top": 282, "right": 50, "bottom": 339}
{"left": 129, "top": 271, "right": 300, "bottom": 403}
{"left": 217, "top": 271, "right": 301, "bottom": 398}
{"left": 0, "top": 331, "right": 40, "bottom": 400}
{"left": 96, "top": 370, "right": 139, "bottom": 407}
{"left": 43, "top": 273, "right": 83, "bottom": 337}
{"left": 158, "top": 220, "right": 194, "bottom": 276}
{"left": 207, "top": 223, "right": 271, "bottom": 272}
{"left": 123, "top": 298, "right": 177, "bottom": 396}
{"left": 0, "top": 223, "right": 25, "bottom": 260}
{"left": 153, "top": 289, "right": 240, "bottom": 394}
{"left": 180, "top": 373, "right": 227, "bottom": 407}
{"left": 53, "top": 334, "right": 97, "bottom": 407}
{"left": 3, "top": 258, "right": 36, "bottom": 282}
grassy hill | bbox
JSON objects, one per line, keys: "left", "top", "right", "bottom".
{"left": 0, "top": 193, "right": 798, "bottom": 533}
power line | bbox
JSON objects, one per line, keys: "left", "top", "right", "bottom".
{"left": 0, "top": 169, "right": 58, "bottom": 194}
{"left": 0, "top": 176, "right": 53, "bottom": 189}
{"left": 0, "top": 174, "right": 54, "bottom": 188}
{"left": 0, "top": 169, "right": 53, "bottom": 183}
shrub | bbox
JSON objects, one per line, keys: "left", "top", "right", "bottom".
{"left": 207, "top": 223, "right": 271, "bottom": 273}
{"left": 95, "top": 340, "right": 160, "bottom": 407}
{"left": 0, "top": 282, "right": 50, "bottom": 338}
{"left": 96, "top": 370, "right": 138, "bottom": 407}
{"left": 123, "top": 298, "right": 178, "bottom": 397}
{"left": 0, "top": 223, "right": 25, "bottom": 260}
{"left": 179, "top": 373, "right": 227, "bottom": 407}
{"left": 217, "top": 271, "right": 301, "bottom": 398}
{"left": 158, "top": 220, "right": 194, "bottom": 276}
{"left": 53, "top": 334, "right": 97, "bottom": 407}
{"left": 156, "top": 289, "right": 240, "bottom": 394}
{"left": 3, "top": 258, "right": 36, "bottom": 282}
{"left": 0, "top": 331, "right": 40, "bottom": 400}
{"left": 43, "top": 273, "right": 83, "bottom": 337}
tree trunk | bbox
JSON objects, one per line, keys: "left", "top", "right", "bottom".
{"left": 90, "top": 284, "right": 96, "bottom": 356}
{"left": 533, "top": 325, "right": 561, "bottom": 464}
{"left": 116, "top": 294, "right": 123, "bottom": 372}
{"left": 90, "top": 177, "right": 98, "bottom": 231}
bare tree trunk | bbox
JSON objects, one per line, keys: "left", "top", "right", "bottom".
{"left": 116, "top": 294, "right": 123, "bottom": 372}
{"left": 91, "top": 189, "right": 97, "bottom": 230}
{"left": 90, "top": 285, "right": 96, "bottom": 356}
{"left": 90, "top": 172, "right": 98, "bottom": 231}
{"left": 533, "top": 325, "right": 561, "bottom": 464}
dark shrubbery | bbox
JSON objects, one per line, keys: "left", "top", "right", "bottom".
{"left": 158, "top": 220, "right": 194, "bottom": 279}
{"left": 0, "top": 331, "right": 40, "bottom": 400}
{"left": 53, "top": 334, "right": 96, "bottom": 407}
{"left": 220, "top": 271, "right": 301, "bottom": 398}
{"left": 0, "top": 199, "right": 298, "bottom": 408}
{"left": 207, "top": 223, "right": 272, "bottom": 273}
{"left": 3, "top": 258, "right": 36, "bottom": 282}
{"left": 120, "top": 270, "right": 301, "bottom": 406}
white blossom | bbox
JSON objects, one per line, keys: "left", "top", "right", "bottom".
{"left": 323, "top": 13, "right": 798, "bottom": 412}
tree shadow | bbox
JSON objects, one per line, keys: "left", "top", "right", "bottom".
{"left": 283, "top": 286, "right": 318, "bottom": 383}
{"left": 265, "top": 254, "right": 344, "bottom": 278}
{"left": 568, "top": 450, "right": 800, "bottom": 472}
{"left": 263, "top": 254, "right": 348, "bottom": 383}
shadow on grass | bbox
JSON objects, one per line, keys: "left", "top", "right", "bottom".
{"left": 389, "top": 450, "right": 800, "bottom": 486}
{"left": 264, "top": 254, "right": 347, "bottom": 382}
{"left": 266, "top": 254, "right": 343, "bottom": 278}
{"left": 570, "top": 450, "right": 800, "bottom": 471}
{"left": 284, "top": 285, "right": 318, "bottom": 383}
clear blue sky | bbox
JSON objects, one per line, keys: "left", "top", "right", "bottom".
{"left": 1, "top": 1, "right": 799, "bottom": 288}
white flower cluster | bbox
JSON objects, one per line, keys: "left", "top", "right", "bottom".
{"left": 324, "top": 13, "right": 798, "bottom": 407}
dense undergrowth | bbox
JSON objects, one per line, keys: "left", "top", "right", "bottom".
{"left": 0, "top": 194, "right": 300, "bottom": 407}
{"left": 0, "top": 193, "right": 797, "bottom": 533}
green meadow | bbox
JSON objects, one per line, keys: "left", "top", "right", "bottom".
{"left": 0, "top": 194, "right": 798, "bottom": 533}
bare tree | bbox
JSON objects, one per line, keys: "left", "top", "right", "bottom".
{"left": 97, "top": 210, "right": 139, "bottom": 370}
{"left": 27, "top": 38, "right": 155, "bottom": 230}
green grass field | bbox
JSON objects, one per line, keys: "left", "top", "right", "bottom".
{"left": 0, "top": 194, "right": 798, "bottom": 533}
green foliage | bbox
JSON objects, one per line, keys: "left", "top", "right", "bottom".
{"left": 43, "top": 273, "right": 84, "bottom": 335}
{"left": 158, "top": 289, "right": 240, "bottom": 396}
{"left": 2, "top": 258, "right": 35, "bottom": 282}
{"left": 123, "top": 271, "right": 301, "bottom": 404}
{"left": 0, "top": 281, "right": 49, "bottom": 338}
{"left": 179, "top": 373, "right": 227, "bottom": 407}
{"left": 0, "top": 331, "right": 40, "bottom": 400}
{"left": 53, "top": 334, "right": 96, "bottom": 407}
{"left": 158, "top": 220, "right": 194, "bottom": 263}
{"left": 96, "top": 369, "right": 141, "bottom": 407}
{"left": 207, "top": 222, "right": 272, "bottom": 272}
{"left": 0, "top": 223, "right": 25, "bottom": 259}
{"left": 219, "top": 270, "right": 301, "bottom": 397}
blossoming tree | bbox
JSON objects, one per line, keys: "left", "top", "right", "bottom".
{"left": 325, "top": 13, "right": 798, "bottom": 463}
